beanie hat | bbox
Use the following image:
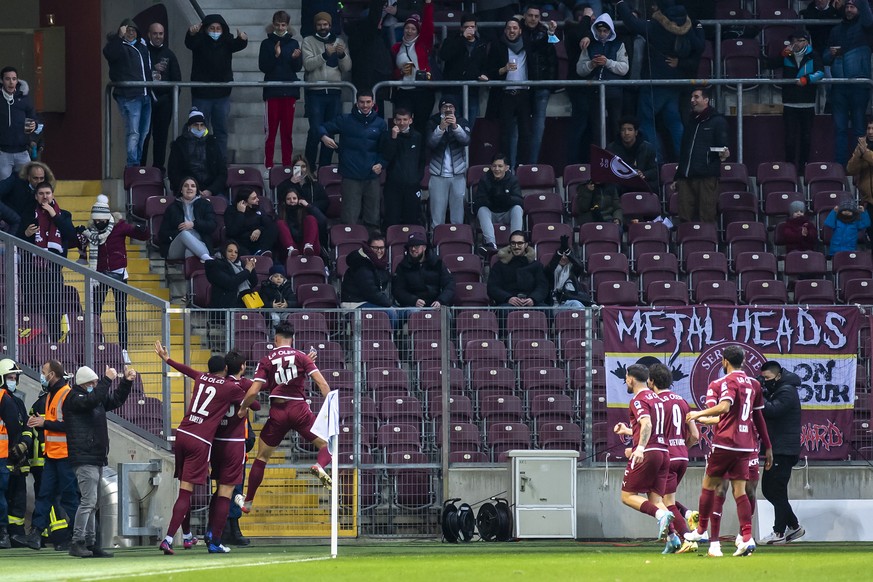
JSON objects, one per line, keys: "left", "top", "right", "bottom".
{"left": 121, "top": 18, "right": 138, "bottom": 31}
{"left": 269, "top": 264, "right": 287, "bottom": 278}
{"left": 188, "top": 107, "right": 206, "bottom": 125}
{"left": 838, "top": 197, "right": 858, "bottom": 213}
{"left": 91, "top": 194, "right": 112, "bottom": 221}
{"left": 439, "top": 94, "right": 459, "bottom": 109}
{"left": 75, "top": 366, "right": 100, "bottom": 386}
{"left": 405, "top": 14, "right": 422, "bottom": 33}
{"left": 788, "top": 200, "right": 805, "bottom": 215}
{"left": 314, "top": 11, "right": 332, "bottom": 26}
{"left": 405, "top": 234, "right": 428, "bottom": 248}
{"left": 846, "top": 0, "right": 859, "bottom": 7}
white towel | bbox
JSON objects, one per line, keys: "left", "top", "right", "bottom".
{"left": 311, "top": 390, "right": 340, "bottom": 441}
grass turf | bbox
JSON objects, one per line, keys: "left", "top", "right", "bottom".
{"left": 2, "top": 540, "right": 871, "bottom": 581}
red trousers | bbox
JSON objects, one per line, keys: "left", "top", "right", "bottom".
{"left": 264, "top": 97, "right": 296, "bottom": 168}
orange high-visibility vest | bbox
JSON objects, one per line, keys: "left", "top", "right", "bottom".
{"left": 43, "top": 384, "right": 71, "bottom": 459}
{"left": 0, "top": 390, "right": 8, "bottom": 458}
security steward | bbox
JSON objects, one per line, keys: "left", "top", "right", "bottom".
{"left": 1, "top": 359, "right": 27, "bottom": 549}
{"left": 1, "top": 359, "right": 34, "bottom": 547}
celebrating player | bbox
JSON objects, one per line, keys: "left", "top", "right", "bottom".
{"left": 684, "top": 345, "right": 773, "bottom": 557}
{"left": 154, "top": 341, "right": 248, "bottom": 555}
{"left": 236, "top": 322, "right": 333, "bottom": 514}
{"left": 613, "top": 364, "right": 675, "bottom": 541}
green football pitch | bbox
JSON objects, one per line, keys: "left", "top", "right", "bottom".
{"left": 3, "top": 540, "right": 871, "bottom": 581}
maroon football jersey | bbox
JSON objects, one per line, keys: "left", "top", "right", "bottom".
{"left": 628, "top": 388, "right": 668, "bottom": 452}
{"left": 253, "top": 345, "right": 319, "bottom": 400}
{"left": 215, "top": 377, "right": 253, "bottom": 440}
{"left": 658, "top": 390, "right": 691, "bottom": 461}
{"left": 709, "top": 371, "right": 764, "bottom": 452}
{"left": 169, "top": 359, "right": 248, "bottom": 444}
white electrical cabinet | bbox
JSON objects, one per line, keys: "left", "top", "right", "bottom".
{"left": 508, "top": 450, "right": 578, "bottom": 538}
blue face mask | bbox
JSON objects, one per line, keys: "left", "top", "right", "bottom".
{"left": 86, "top": 385, "right": 94, "bottom": 393}
{"left": 5, "top": 380, "right": 16, "bottom": 392}
{"left": 40, "top": 373, "right": 49, "bottom": 388}
{"left": 208, "top": 31, "right": 221, "bottom": 41}
{"left": 191, "top": 127, "right": 207, "bottom": 138}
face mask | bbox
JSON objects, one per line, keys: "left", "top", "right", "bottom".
{"left": 94, "top": 220, "right": 110, "bottom": 231}
{"left": 274, "top": 30, "right": 287, "bottom": 37}
{"left": 40, "top": 373, "right": 49, "bottom": 387}
{"left": 208, "top": 31, "right": 221, "bottom": 41}
{"left": 125, "top": 39, "right": 137, "bottom": 46}
{"left": 6, "top": 380, "right": 16, "bottom": 392}
{"left": 191, "top": 127, "right": 207, "bottom": 138}
{"left": 86, "top": 385, "right": 94, "bottom": 393}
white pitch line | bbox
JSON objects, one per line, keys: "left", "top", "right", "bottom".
{"left": 79, "top": 555, "right": 332, "bottom": 581}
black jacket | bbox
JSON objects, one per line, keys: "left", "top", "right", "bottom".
{"left": 277, "top": 178, "right": 330, "bottom": 224}
{"left": 0, "top": 85, "right": 37, "bottom": 153}
{"left": 762, "top": 371, "right": 802, "bottom": 456}
{"left": 522, "top": 23, "right": 558, "bottom": 82}
{"left": 616, "top": 1, "right": 704, "bottom": 80}
{"left": 205, "top": 258, "right": 258, "bottom": 308}
{"left": 380, "top": 128, "right": 424, "bottom": 186}
{"left": 63, "top": 375, "right": 131, "bottom": 466}
{"left": 258, "top": 33, "right": 303, "bottom": 100}
{"left": 103, "top": 35, "right": 152, "bottom": 100}
{"left": 439, "top": 32, "right": 489, "bottom": 81}
{"left": 345, "top": 0, "right": 394, "bottom": 92}
{"left": 341, "top": 247, "right": 392, "bottom": 306}
{"left": 259, "top": 278, "right": 298, "bottom": 308}
{"left": 392, "top": 251, "right": 455, "bottom": 307}
{"left": 224, "top": 206, "right": 277, "bottom": 251}
{"left": 487, "top": 245, "right": 549, "bottom": 306}
{"left": 676, "top": 107, "right": 729, "bottom": 180}
{"left": 167, "top": 131, "right": 227, "bottom": 194}
{"left": 473, "top": 171, "right": 522, "bottom": 214}
{"left": 158, "top": 196, "right": 217, "bottom": 258}
{"left": 607, "top": 137, "right": 659, "bottom": 193}
{"left": 146, "top": 41, "right": 182, "bottom": 103}
{"left": 185, "top": 14, "right": 248, "bottom": 99}
{"left": 0, "top": 387, "right": 22, "bottom": 459}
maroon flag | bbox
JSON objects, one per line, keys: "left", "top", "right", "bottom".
{"left": 589, "top": 145, "right": 652, "bottom": 192}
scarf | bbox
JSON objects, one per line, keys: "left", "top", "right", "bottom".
{"left": 501, "top": 33, "right": 524, "bottom": 55}
{"left": 227, "top": 259, "right": 252, "bottom": 294}
{"left": 360, "top": 245, "right": 389, "bottom": 271}
{"left": 82, "top": 218, "right": 116, "bottom": 272}
{"left": 33, "top": 200, "right": 65, "bottom": 254}
{"left": 553, "top": 262, "right": 573, "bottom": 296}
{"left": 397, "top": 36, "right": 421, "bottom": 81}
{"left": 315, "top": 32, "right": 340, "bottom": 68}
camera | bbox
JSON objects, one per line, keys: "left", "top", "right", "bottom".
{"left": 415, "top": 70, "right": 431, "bottom": 81}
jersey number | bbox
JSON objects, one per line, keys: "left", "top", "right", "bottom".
{"left": 191, "top": 383, "right": 217, "bottom": 417}
{"left": 272, "top": 355, "right": 299, "bottom": 385}
{"left": 740, "top": 388, "right": 753, "bottom": 421}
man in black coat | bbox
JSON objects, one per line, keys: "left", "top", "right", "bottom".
{"left": 758, "top": 361, "right": 805, "bottom": 546}
{"left": 167, "top": 108, "right": 227, "bottom": 197}
{"left": 487, "top": 230, "right": 549, "bottom": 307}
{"left": 63, "top": 365, "right": 133, "bottom": 558}
{"left": 439, "top": 13, "right": 489, "bottom": 127}
{"left": 473, "top": 153, "right": 523, "bottom": 254}
{"left": 341, "top": 235, "right": 398, "bottom": 327}
{"left": 142, "top": 22, "right": 181, "bottom": 173}
{"left": 392, "top": 235, "right": 454, "bottom": 308}
{"left": 380, "top": 108, "right": 424, "bottom": 228}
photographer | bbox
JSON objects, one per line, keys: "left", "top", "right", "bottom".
{"left": 545, "top": 236, "right": 591, "bottom": 309}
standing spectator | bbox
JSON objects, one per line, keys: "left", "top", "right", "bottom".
{"left": 76, "top": 195, "right": 150, "bottom": 360}
{"left": 475, "top": 1, "right": 521, "bottom": 43}
{"left": 319, "top": 91, "right": 387, "bottom": 231}
{"left": 615, "top": 0, "right": 704, "bottom": 162}
{"left": 564, "top": 4, "right": 595, "bottom": 164}
{"left": 823, "top": 197, "right": 870, "bottom": 255}
{"left": 1, "top": 161, "right": 53, "bottom": 236}
{"left": 259, "top": 264, "right": 297, "bottom": 327}
{"left": 103, "top": 20, "right": 152, "bottom": 169}
{"left": 392, "top": 234, "right": 455, "bottom": 308}
{"left": 185, "top": 14, "right": 248, "bottom": 160}
{"left": 485, "top": 18, "right": 533, "bottom": 168}
{"left": 758, "top": 361, "right": 805, "bottom": 546}
{"left": 167, "top": 108, "right": 227, "bottom": 196}
{"left": 302, "top": 1, "right": 343, "bottom": 39}
{"left": 823, "top": 0, "right": 873, "bottom": 166}
{"left": 63, "top": 365, "right": 133, "bottom": 558}
{"left": 0, "top": 67, "right": 40, "bottom": 180}
{"left": 847, "top": 118, "right": 873, "bottom": 234}
{"left": 801, "top": 0, "right": 841, "bottom": 58}
{"left": 439, "top": 13, "right": 489, "bottom": 128}
{"left": 158, "top": 177, "right": 217, "bottom": 262}
{"left": 674, "top": 87, "right": 730, "bottom": 224}
{"left": 780, "top": 201, "right": 819, "bottom": 253}
{"left": 277, "top": 188, "right": 322, "bottom": 259}
{"left": 205, "top": 240, "right": 259, "bottom": 310}
{"left": 346, "top": 0, "right": 394, "bottom": 109}
{"left": 341, "top": 234, "right": 397, "bottom": 326}
{"left": 224, "top": 188, "right": 278, "bottom": 257}
{"left": 573, "top": 179, "right": 622, "bottom": 225}
{"left": 142, "top": 23, "right": 181, "bottom": 173}
{"left": 545, "top": 235, "right": 591, "bottom": 308}
{"left": 0, "top": 359, "right": 25, "bottom": 549}
{"left": 520, "top": 5, "right": 559, "bottom": 165}
{"left": 473, "top": 153, "right": 523, "bottom": 254}
{"left": 426, "top": 95, "right": 471, "bottom": 228}
{"left": 302, "top": 12, "right": 351, "bottom": 170}
{"left": 259, "top": 11, "right": 303, "bottom": 170}
{"left": 780, "top": 31, "right": 825, "bottom": 170}
{"left": 277, "top": 155, "right": 330, "bottom": 245}
{"left": 390, "top": 1, "right": 435, "bottom": 137}
{"left": 487, "top": 230, "right": 549, "bottom": 307}
{"left": 380, "top": 108, "right": 424, "bottom": 228}
{"left": 577, "top": 14, "right": 628, "bottom": 148}
{"left": 606, "top": 116, "right": 659, "bottom": 193}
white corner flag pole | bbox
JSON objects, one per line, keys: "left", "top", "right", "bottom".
{"left": 330, "top": 431, "right": 338, "bottom": 558}
{"left": 313, "top": 390, "right": 340, "bottom": 558}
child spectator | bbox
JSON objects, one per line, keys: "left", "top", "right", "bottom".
{"left": 824, "top": 197, "right": 871, "bottom": 255}
{"left": 780, "top": 200, "right": 818, "bottom": 254}
{"left": 258, "top": 264, "right": 297, "bottom": 327}
{"left": 573, "top": 179, "right": 622, "bottom": 225}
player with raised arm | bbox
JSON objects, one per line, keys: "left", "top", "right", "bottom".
{"left": 613, "top": 364, "right": 675, "bottom": 542}
{"left": 235, "top": 322, "right": 333, "bottom": 514}
{"left": 685, "top": 345, "right": 773, "bottom": 558}
{"left": 648, "top": 363, "right": 700, "bottom": 554}
{"left": 154, "top": 341, "right": 248, "bottom": 555}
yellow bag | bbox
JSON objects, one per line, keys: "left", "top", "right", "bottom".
{"left": 241, "top": 292, "right": 264, "bottom": 309}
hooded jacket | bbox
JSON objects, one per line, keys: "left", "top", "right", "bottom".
{"left": 63, "top": 374, "right": 132, "bottom": 466}
{"left": 158, "top": 195, "right": 217, "bottom": 258}
{"left": 780, "top": 44, "right": 825, "bottom": 106}
{"left": 341, "top": 247, "right": 392, "bottom": 306}
{"left": 103, "top": 33, "right": 152, "bottom": 100}
{"left": 146, "top": 40, "right": 182, "bottom": 103}
{"left": 167, "top": 130, "right": 227, "bottom": 194}
{"left": 473, "top": 170, "right": 522, "bottom": 214}
{"left": 185, "top": 14, "right": 248, "bottom": 99}
{"left": 576, "top": 14, "right": 628, "bottom": 90}
{"left": 392, "top": 250, "right": 455, "bottom": 307}
{"left": 319, "top": 107, "right": 387, "bottom": 180}
{"left": 259, "top": 276, "right": 298, "bottom": 308}
{"left": 487, "top": 245, "right": 549, "bottom": 306}
{"left": 823, "top": 0, "right": 873, "bottom": 78}
{"left": 676, "top": 106, "right": 729, "bottom": 179}
{"left": 0, "top": 82, "right": 38, "bottom": 153}
{"left": 426, "top": 109, "right": 471, "bottom": 177}
{"left": 824, "top": 201, "right": 872, "bottom": 255}
{"left": 761, "top": 370, "right": 802, "bottom": 456}
{"left": 259, "top": 30, "right": 303, "bottom": 100}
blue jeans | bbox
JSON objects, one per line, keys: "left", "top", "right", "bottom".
{"left": 305, "top": 90, "right": 343, "bottom": 168}
{"left": 192, "top": 96, "right": 231, "bottom": 160}
{"left": 31, "top": 458, "right": 80, "bottom": 533}
{"left": 638, "top": 86, "right": 683, "bottom": 163}
{"left": 529, "top": 88, "right": 551, "bottom": 164}
{"left": 831, "top": 85, "right": 870, "bottom": 166}
{"left": 0, "top": 463, "right": 8, "bottom": 527}
{"left": 115, "top": 94, "right": 152, "bottom": 167}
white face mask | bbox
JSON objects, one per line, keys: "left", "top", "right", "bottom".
{"left": 5, "top": 380, "right": 16, "bottom": 392}
{"left": 40, "top": 373, "right": 49, "bottom": 387}
{"left": 274, "top": 30, "right": 287, "bottom": 37}
{"left": 208, "top": 31, "right": 221, "bottom": 41}
{"left": 191, "top": 127, "right": 207, "bottom": 138}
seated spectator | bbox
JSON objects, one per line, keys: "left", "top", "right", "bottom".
{"left": 824, "top": 197, "right": 871, "bottom": 255}
{"left": 276, "top": 188, "right": 321, "bottom": 260}
{"left": 781, "top": 201, "right": 818, "bottom": 254}
{"left": 158, "top": 177, "right": 216, "bottom": 261}
{"left": 574, "top": 179, "right": 622, "bottom": 225}
{"left": 205, "top": 240, "right": 258, "bottom": 309}
{"left": 606, "top": 116, "right": 658, "bottom": 194}
{"left": 258, "top": 264, "right": 297, "bottom": 327}
{"left": 1, "top": 161, "right": 55, "bottom": 237}
{"left": 390, "top": 0, "right": 435, "bottom": 136}
{"left": 392, "top": 234, "right": 455, "bottom": 308}
{"left": 277, "top": 155, "right": 329, "bottom": 245}
{"left": 847, "top": 118, "right": 873, "bottom": 235}
{"left": 473, "top": 153, "right": 522, "bottom": 255}
{"left": 167, "top": 107, "right": 227, "bottom": 196}
{"left": 224, "top": 187, "right": 277, "bottom": 256}
{"left": 545, "top": 235, "right": 591, "bottom": 308}
{"left": 487, "top": 230, "right": 549, "bottom": 308}
{"left": 340, "top": 234, "right": 397, "bottom": 326}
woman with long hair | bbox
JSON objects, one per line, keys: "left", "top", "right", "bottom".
{"left": 157, "top": 176, "right": 216, "bottom": 261}
{"left": 276, "top": 188, "right": 321, "bottom": 260}
{"left": 276, "top": 154, "right": 329, "bottom": 244}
